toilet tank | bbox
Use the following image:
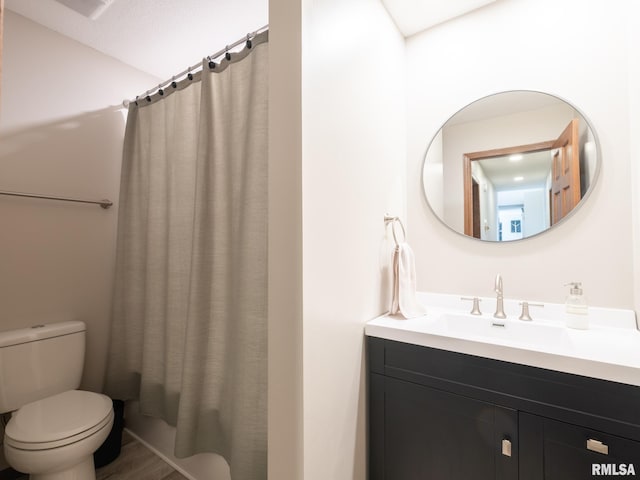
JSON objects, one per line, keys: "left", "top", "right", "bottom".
{"left": 0, "top": 321, "right": 86, "bottom": 413}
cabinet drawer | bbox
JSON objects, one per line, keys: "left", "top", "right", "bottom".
{"left": 543, "top": 418, "right": 640, "bottom": 480}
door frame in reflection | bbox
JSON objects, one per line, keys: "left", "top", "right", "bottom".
{"left": 463, "top": 140, "right": 555, "bottom": 239}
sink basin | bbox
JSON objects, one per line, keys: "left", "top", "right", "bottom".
{"left": 430, "top": 313, "right": 571, "bottom": 350}
{"left": 365, "top": 292, "right": 640, "bottom": 386}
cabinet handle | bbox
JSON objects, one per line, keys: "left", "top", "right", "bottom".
{"left": 587, "top": 439, "right": 609, "bottom": 455}
{"left": 501, "top": 438, "right": 512, "bottom": 457}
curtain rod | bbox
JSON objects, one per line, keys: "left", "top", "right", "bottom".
{"left": 0, "top": 189, "right": 113, "bottom": 209}
{"left": 123, "top": 24, "right": 269, "bottom": 108}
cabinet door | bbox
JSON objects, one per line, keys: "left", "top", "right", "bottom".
{"left": 520, "top": 413, "right": 640, "bottom": 480}
{"left": 543, "top": 417, "right": 640, "bottom": 480}
{"left": 384, "top": 376, "right": 518, "bottom": 480}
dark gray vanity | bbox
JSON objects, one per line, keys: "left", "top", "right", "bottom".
{"left": 368, "top": 336, "right": 640, "bottom": 479}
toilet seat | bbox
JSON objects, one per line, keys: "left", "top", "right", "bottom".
{"left": 4, "top": 390, "right": 113, "bottom": 451}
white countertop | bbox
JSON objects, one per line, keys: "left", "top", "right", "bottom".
{"left": 365, "top": 292, "right": 640, "bottom": 387}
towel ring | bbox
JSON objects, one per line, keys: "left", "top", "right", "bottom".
{"left": 384, "top": 215, "right": 406, "bottom": 247}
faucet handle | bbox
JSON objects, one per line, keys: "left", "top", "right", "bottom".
{"left": 519, "top": 301, "right": 544, "bottom": 321}
{"left": 461, "top": 297, "right": 482, "bottom": 315}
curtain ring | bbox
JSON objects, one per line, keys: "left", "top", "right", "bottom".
{"left": 225, "top": 45, "right": 231, "bottom": 61}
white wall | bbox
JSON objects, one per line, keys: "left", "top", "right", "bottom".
{"left": 630, "top": 4, "right": 640, "bottom": 316}
{"left": 0, "top": 11, "right": 158, "bottom": 390}
{"left": 522, "top": 189, "right": 547, "bottom": 238}
{"left": 407, "top": 0, "right": 635, "bottom": 308}
{"left": 267, "top": 0, "right": 304, "bottom": 478}
{"left": 0, "top": 11, "right": 158, "bottom": 388}
{"left": 300, "top": 0, "right": 406, "bottom": 478}
{"left": 422, "top": 129, "right": 443, "bottom": 217}
{"left": 471, "top": 161, "right": 496, "bottom": 240}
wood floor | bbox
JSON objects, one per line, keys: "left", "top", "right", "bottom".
{"left": 96, "top": 432, "right": 189, "bottom": 480}
{"left": 2, "top": 432, "right": 189, "bottom": 480}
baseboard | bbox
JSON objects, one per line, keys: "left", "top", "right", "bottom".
{"left": 123, "top": 428, "right": 198, "bottom": 480}
{"left": 123, "top": 401, "right": 229, "bottom": 480}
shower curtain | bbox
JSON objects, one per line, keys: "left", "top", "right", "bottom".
{"left": 105, "top": 32, "right": 268, "bottom": 480}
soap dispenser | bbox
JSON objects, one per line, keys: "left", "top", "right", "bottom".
{"left": 565, "top": 282, "right": 589, "bottom": 329}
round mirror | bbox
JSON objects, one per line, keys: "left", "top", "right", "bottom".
{"left": 422, "top": 90, "right": 600, "bottom": 242}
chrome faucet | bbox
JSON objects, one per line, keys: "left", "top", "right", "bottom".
{"left": 494, "top": 274, "right": 506, "bottom": 319}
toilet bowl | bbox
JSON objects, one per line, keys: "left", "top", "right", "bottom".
{"left": 4, "top": 390, "right": 114, "bottom": 480}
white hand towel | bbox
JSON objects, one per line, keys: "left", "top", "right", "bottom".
{"left": 389, "top": 242, "right": 427, "bottom": 318}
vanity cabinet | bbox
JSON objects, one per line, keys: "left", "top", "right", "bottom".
{"left": 368, "top": 337, "right": 640, "bottom": 480}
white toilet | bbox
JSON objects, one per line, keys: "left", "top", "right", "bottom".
{"left": 0, "top": 321, "right": 114, "bottom": 480}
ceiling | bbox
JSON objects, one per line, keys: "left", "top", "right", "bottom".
{"left": 381, "top": 0, "right": 498, "bottom": 37}
{"left": 5, "top": 0, "right": 269, "bottom": 81}
{"left": 5, "top": 0, "right": 498, "bottom": 83}
{"left": 478, "top": 150, "right": 553, "bottom": 190}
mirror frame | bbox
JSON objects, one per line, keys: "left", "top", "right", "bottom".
{"left": 421, "top": 90, "right": 602, "bottom": 243}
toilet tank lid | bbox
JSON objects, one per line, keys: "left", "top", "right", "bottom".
{"left": 0, "top": 321, "right": 85, "bottom": 348}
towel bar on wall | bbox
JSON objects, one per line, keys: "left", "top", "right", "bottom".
{"left": 0, "top": 190, "right": 113, "bottom": 209}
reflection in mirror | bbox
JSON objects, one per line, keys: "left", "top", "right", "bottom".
{"left": 422, "top": 91, "right": 599, "bottom": 242}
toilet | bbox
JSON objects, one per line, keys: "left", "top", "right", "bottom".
{"left": 0, "top": 321, "right": 114, "bottom": 480}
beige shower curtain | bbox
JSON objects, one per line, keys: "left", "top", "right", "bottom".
{"left": 105, "top": 32, "right": 267, "bottom": 480}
